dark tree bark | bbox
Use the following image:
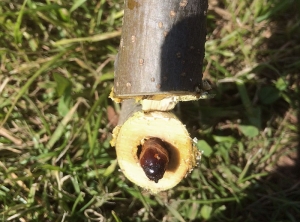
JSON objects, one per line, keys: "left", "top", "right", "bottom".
{"left": 111, "top": 0, "right": 208, "bottom": 193}
{"left": 114, "top": 0, "right": 208, "bottom": 98}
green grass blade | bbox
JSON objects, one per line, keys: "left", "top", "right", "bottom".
{"left": 1, "top": 51, "right": 66, "bottom": 127}
{"left": 14, "top": 0, "right": 27, "bottom": 44}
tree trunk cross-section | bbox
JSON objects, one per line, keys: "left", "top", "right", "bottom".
{"left": 114, "top": 0, "right": 208, "bottom": 98}
{"left": 111, "top": 0, "right": 208, "bottom": 193}
{"left": 111, "top": 111, "right": 200, "bottom": 193}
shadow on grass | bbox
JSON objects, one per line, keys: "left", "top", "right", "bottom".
{"left": 178, "top": 0, "right": 300, "bottom": 221}
{"left": 210, "top": 0, "right": 300, "bottom": 221}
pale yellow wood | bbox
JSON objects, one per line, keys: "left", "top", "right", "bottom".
{"left": 109, "top": 80, "right": 215, "bottom": 112}
{"left": 111, "top": 111, "right": 201, "bottom": 193}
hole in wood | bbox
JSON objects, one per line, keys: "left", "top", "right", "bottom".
{"left": 137, "top": 137, "right": 180, "bottom": 183}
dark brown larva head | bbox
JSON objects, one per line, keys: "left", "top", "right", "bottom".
{"left": 139, "top": 137, "right": 169, "bottom": 183}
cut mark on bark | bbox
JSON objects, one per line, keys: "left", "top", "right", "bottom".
{"left": 151, "top": 77, "right": 155, "bottom": 82}
{"left": 126, "top": 82, "right": 131, "bottom": 87}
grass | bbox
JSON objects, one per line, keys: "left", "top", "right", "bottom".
{"left": 0, "top": 0, "right": 300, "bottom": 221}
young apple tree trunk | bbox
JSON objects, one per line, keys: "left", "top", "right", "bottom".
{"left": 113, "top": 0, "right": 208, "bottom": 98}
{"left": 111, "top": 0, "right": 208, "bottom": 193}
